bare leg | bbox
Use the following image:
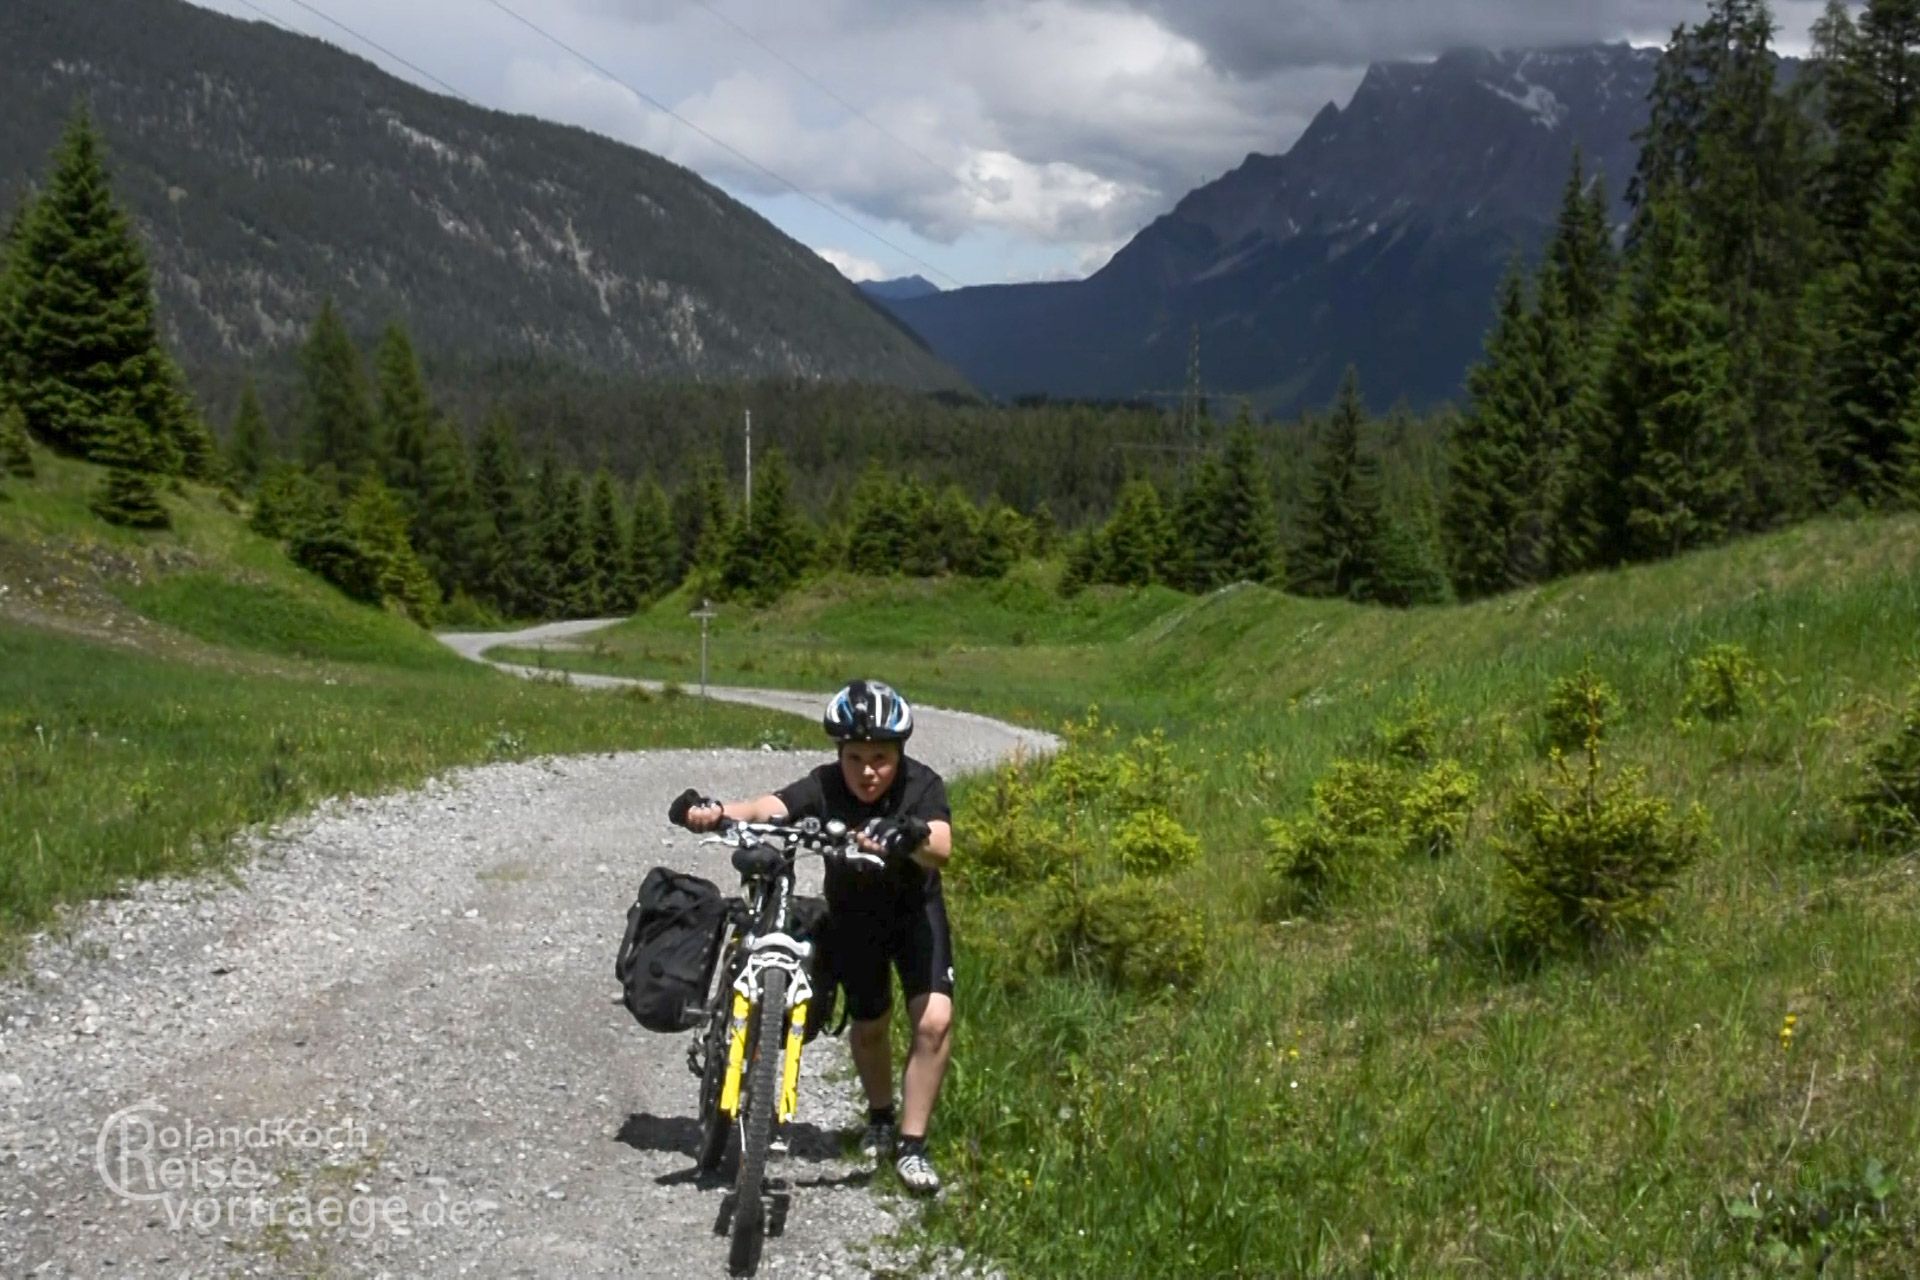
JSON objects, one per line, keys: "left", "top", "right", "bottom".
{"left": 898, "top": 993, "right": 952, "bottom": 1138}
{"left": 848, "top": 1013, "right": 894, "bottom": 1111}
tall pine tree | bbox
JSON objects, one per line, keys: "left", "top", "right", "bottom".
{"left": 226, "top": 378, "right": 270, "bottom": 490}
{"left": 1293, "top": 368, "right": 1384, "bottom": 599}
{"left": 623, "top": 477, "right": 676, "bottom": 605}
{"left": 1830, "top": 116, "right": 1920, "bottom": 502}
{"left": 469, "top": 409, "right": 529, "bottom": 616}
{"left": 1595, "top": 199, "right": 1743, "bottom": 561}
{"left": 299, "top": 299, "right": 378, "bottom": 483}
{"left": 373, "top": 322, "right": 434, "bottom": 505}
{"left": 584, "top": 468, "right": 627, "bottom": 612}
{"left": 1, "top": 107, "right": 184, "bottom": 473}
{"left": 1099, "top": 477, "right": 1174, "bottom": 586}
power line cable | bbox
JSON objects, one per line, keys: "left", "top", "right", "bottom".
{"left": 482, "top": 0, "right": 968, "bottom": 288}
{"left": 235, "top": 0, "right": 480, "bottom": 106}
{"left": 688, "top": 0, "right": 1001, "bottom": 219}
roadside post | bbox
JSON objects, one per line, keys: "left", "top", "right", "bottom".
{"left": 690, "top": 598, "right": 717, "bottom": 698}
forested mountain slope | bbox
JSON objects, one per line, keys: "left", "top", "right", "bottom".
{"left": 0, "top": 0, "right": 963, "bottom": 393}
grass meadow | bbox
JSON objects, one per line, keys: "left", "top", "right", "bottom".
{"left": 0, "top": 452, "right": 789, "bottom": 947}
{"left": 514, "top": 513, "right": 1920, "bottom": 1277}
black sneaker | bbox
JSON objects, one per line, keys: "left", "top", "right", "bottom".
{"left": 859, "top": 1118, "right": 895, "bottom": 1162}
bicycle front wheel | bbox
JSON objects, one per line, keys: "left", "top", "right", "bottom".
{"left": 729, "top": 965, "right": 786, "bottom": 1276}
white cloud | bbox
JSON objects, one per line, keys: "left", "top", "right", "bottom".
{"left": 182, "top": 0, "right": 1840, "bottom": 283}
{"left": 815, "top": 247, "right": 888, "bottom": 281}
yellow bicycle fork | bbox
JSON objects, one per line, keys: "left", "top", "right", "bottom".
{"left": 717, "top": 987, "right": 810, "bottom": 1125}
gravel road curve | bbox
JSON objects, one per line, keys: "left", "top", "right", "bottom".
{"left": 0, "top": 621, "right": 1054, "bottom": 1278}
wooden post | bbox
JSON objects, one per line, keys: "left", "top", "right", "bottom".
{"left": 690, "top": 598, "right": 718, "bottom": 697}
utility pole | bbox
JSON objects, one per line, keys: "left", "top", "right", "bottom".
{"left": 690, "top": 598, "right": 717, "bottom": 698}
{"left": 743, "top": 408, "right": 753, "bottom": 531}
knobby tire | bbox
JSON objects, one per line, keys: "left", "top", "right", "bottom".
{"left": 729, "top": 965, "right": 786, "bottom": 1276}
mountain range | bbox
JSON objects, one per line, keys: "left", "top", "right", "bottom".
{"left": 0, "top": 0, "right": 962, "bottom": 396}
{"left": 879, "top": 44, "right": 1665, "bottom": 415}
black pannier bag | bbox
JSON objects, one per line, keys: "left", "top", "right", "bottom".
{"left": 615, "top": 867, "right": 730, "bottom": 1032}
{"left": 789, "top": 895, "right": 841, "bottom": 1043}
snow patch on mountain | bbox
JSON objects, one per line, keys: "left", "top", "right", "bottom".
{"left": 1480, "top": 79, "right": 1567, "bottom": 129}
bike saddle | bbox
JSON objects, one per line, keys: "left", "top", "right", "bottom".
{"left": 731, "top": 844, "right": 784, "bottom": 877}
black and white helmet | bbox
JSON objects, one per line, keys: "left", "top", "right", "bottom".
{"left": 824, "top": 679, "right": 913, "bottom": 744}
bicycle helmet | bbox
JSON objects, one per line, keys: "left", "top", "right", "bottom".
{"left": 824, "top": 679, "right": 913, "bottom": 744}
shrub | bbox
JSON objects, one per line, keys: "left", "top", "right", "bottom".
{"left": 1112, "top": 807, "right": 1200, "bottom": 877}
{"left": 1496, "top": 732, "right": 1709, "bottom": 959}
{"left": 1372, "top": 691, "right": 1439, "bottom": 763}
{"left": 1264, "top": 758, "right": 1402, "bottom": 911}
{"left": 957, "top": 755, "right": 1083, "bottom": 893}
{"left": 1679, "top": 643, "right": 1766, "bottom": 724}
{"left": 1061, "top": 876, "right": 1208, "bottom": 993}
{"left": 1542, "top": 661, "right": 1620, "bottom": 755}
{"left": 1849, "top": 684, "right": 1920, "bottom": 850}
{"left": 1113, "top": 728, "right": 1191, "bottom": 812}
{"left": 0, "top": 403, "right": 34, "bottom": 478}
{"left": 91, "top": 466, "right": 169, "bottom": 529}
{"left": 288, "top": 522, "right": 384, "bottom": 603}
{"left": 1402, "top": 759, "right": 1479, "bottom": 858}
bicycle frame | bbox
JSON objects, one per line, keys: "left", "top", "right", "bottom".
{"left": 715, "top": 927, "right": 813, "bottom": 1125}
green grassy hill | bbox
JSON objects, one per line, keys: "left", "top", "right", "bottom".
{"left": 0, "top": 449, "right": 790, "bottom": 948}
{"left": 510, "top": 516, "right": 1920, "bottom": 1277}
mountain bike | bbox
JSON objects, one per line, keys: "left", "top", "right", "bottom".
{"left": 680, "top": 815, "right": 880, "bottom": 1277}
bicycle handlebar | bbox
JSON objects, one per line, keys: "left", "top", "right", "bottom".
{"left": 698, "top": 815, "right": 887, "bottom": 872}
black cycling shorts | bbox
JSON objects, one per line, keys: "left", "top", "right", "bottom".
{"left": 826, "top": 893, "right": 954, "bottom": 1022}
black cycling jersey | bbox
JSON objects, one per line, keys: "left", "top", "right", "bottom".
{"left": 774, "top": 754, "right": 951, "bottom": 916}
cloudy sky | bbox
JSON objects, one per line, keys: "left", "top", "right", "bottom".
{"left": 184, "top": 0, "right": 1832, "bottom": 287}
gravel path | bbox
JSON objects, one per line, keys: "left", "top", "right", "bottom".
{"left": 0, "top": 621, "right": 1054, "bottom": 1278}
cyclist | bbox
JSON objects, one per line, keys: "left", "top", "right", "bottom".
{"left": 674, "top": 679, "right": 954, "bottom": 1196}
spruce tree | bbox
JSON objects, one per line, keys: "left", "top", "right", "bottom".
{"left": 1215, "top": 423, "right": 1285, "bottom": 585}
{"left": 721, "top": 448, "right": 811, "bottom": 601}
{"left": 0, "top": 190, "right": 31, "bottom": 399}
{"left": 1170, "top": 454, "right": 1229, "bottom": 592}
{"left": 226, "top": 378, "right": 269, "bottom": 490}
{"left": 1598, "top": 199, "right": 1743, "bottom": 560}
{"left": 848, "top": 464, "right": 913, "bottom": 574}
{"left": 1812, "top": 0, "right": 1920, "bottom": 255}
{"left": 469, "top": 408, "right": 527, "bottom": 616}
{"left": 344, "top": 474, "right": 438, "bottom": 623}
{"left": 1099, "top": 477, "right": 1173, "bottom": 586}
{"left": 89, "top": 412, "right": 170, "bottom": 528}
{"left": 584, "top": 468, "right": 626, "bottom": 611}
{"left": 522, "top": 450, "right": 565, "bottom": 617}
{"left": 551, "top": 469, "right": 595, "bottom": 617}
{"left": 975, "top": 501, "right": 1031, "bottom": 578}
{"left": 2, "top": 108, "right": 184, "bottom": 470}
{"left": 1545, "top": 150, "right": 1619, "bottom": 344}
{"left": 414, "top": 419, "right": 480, "bottom": 599}
{"left": 299, "top": 299, "right": 378, "bottom": 482}
{"left": 1830, "top": 116, "right": 1920, "bottom": 502}
{"left": 624, "top": 477, "right": 676, "bottom": 604}
{"left": 373, "top": 322, "right": 433, "bottom": 504}
{"left": 926, "top": 483, "right": 984, "bottom": 576}
{"left": 1370, "top": 477, "right": 1452, "bottom": 607}
{"left": 1293, "top": 368, "right": 1383, "bottom": 599}
{"left": 1632, "top": 1, "right": 1820, "bottom": 530}
{"left": 1444, "top": 265, "right": 1538, "bottom": 597}
{"left": 0, "top": 401, "right": 34, "bottom": 479}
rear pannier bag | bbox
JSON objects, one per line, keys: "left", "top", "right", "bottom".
{"left": 615, "top": 867, "right": 730, "bottom": 1032}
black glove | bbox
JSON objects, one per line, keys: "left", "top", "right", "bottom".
{"left": 873, "top": 815, "right": 932, "bottom": 861}
{"left": 668, "top": 788, "right": 714, "bottom": 828}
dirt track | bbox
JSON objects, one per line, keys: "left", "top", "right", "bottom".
{"left": 0, "top": 621, "right": 1050, "bottom": 1277}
